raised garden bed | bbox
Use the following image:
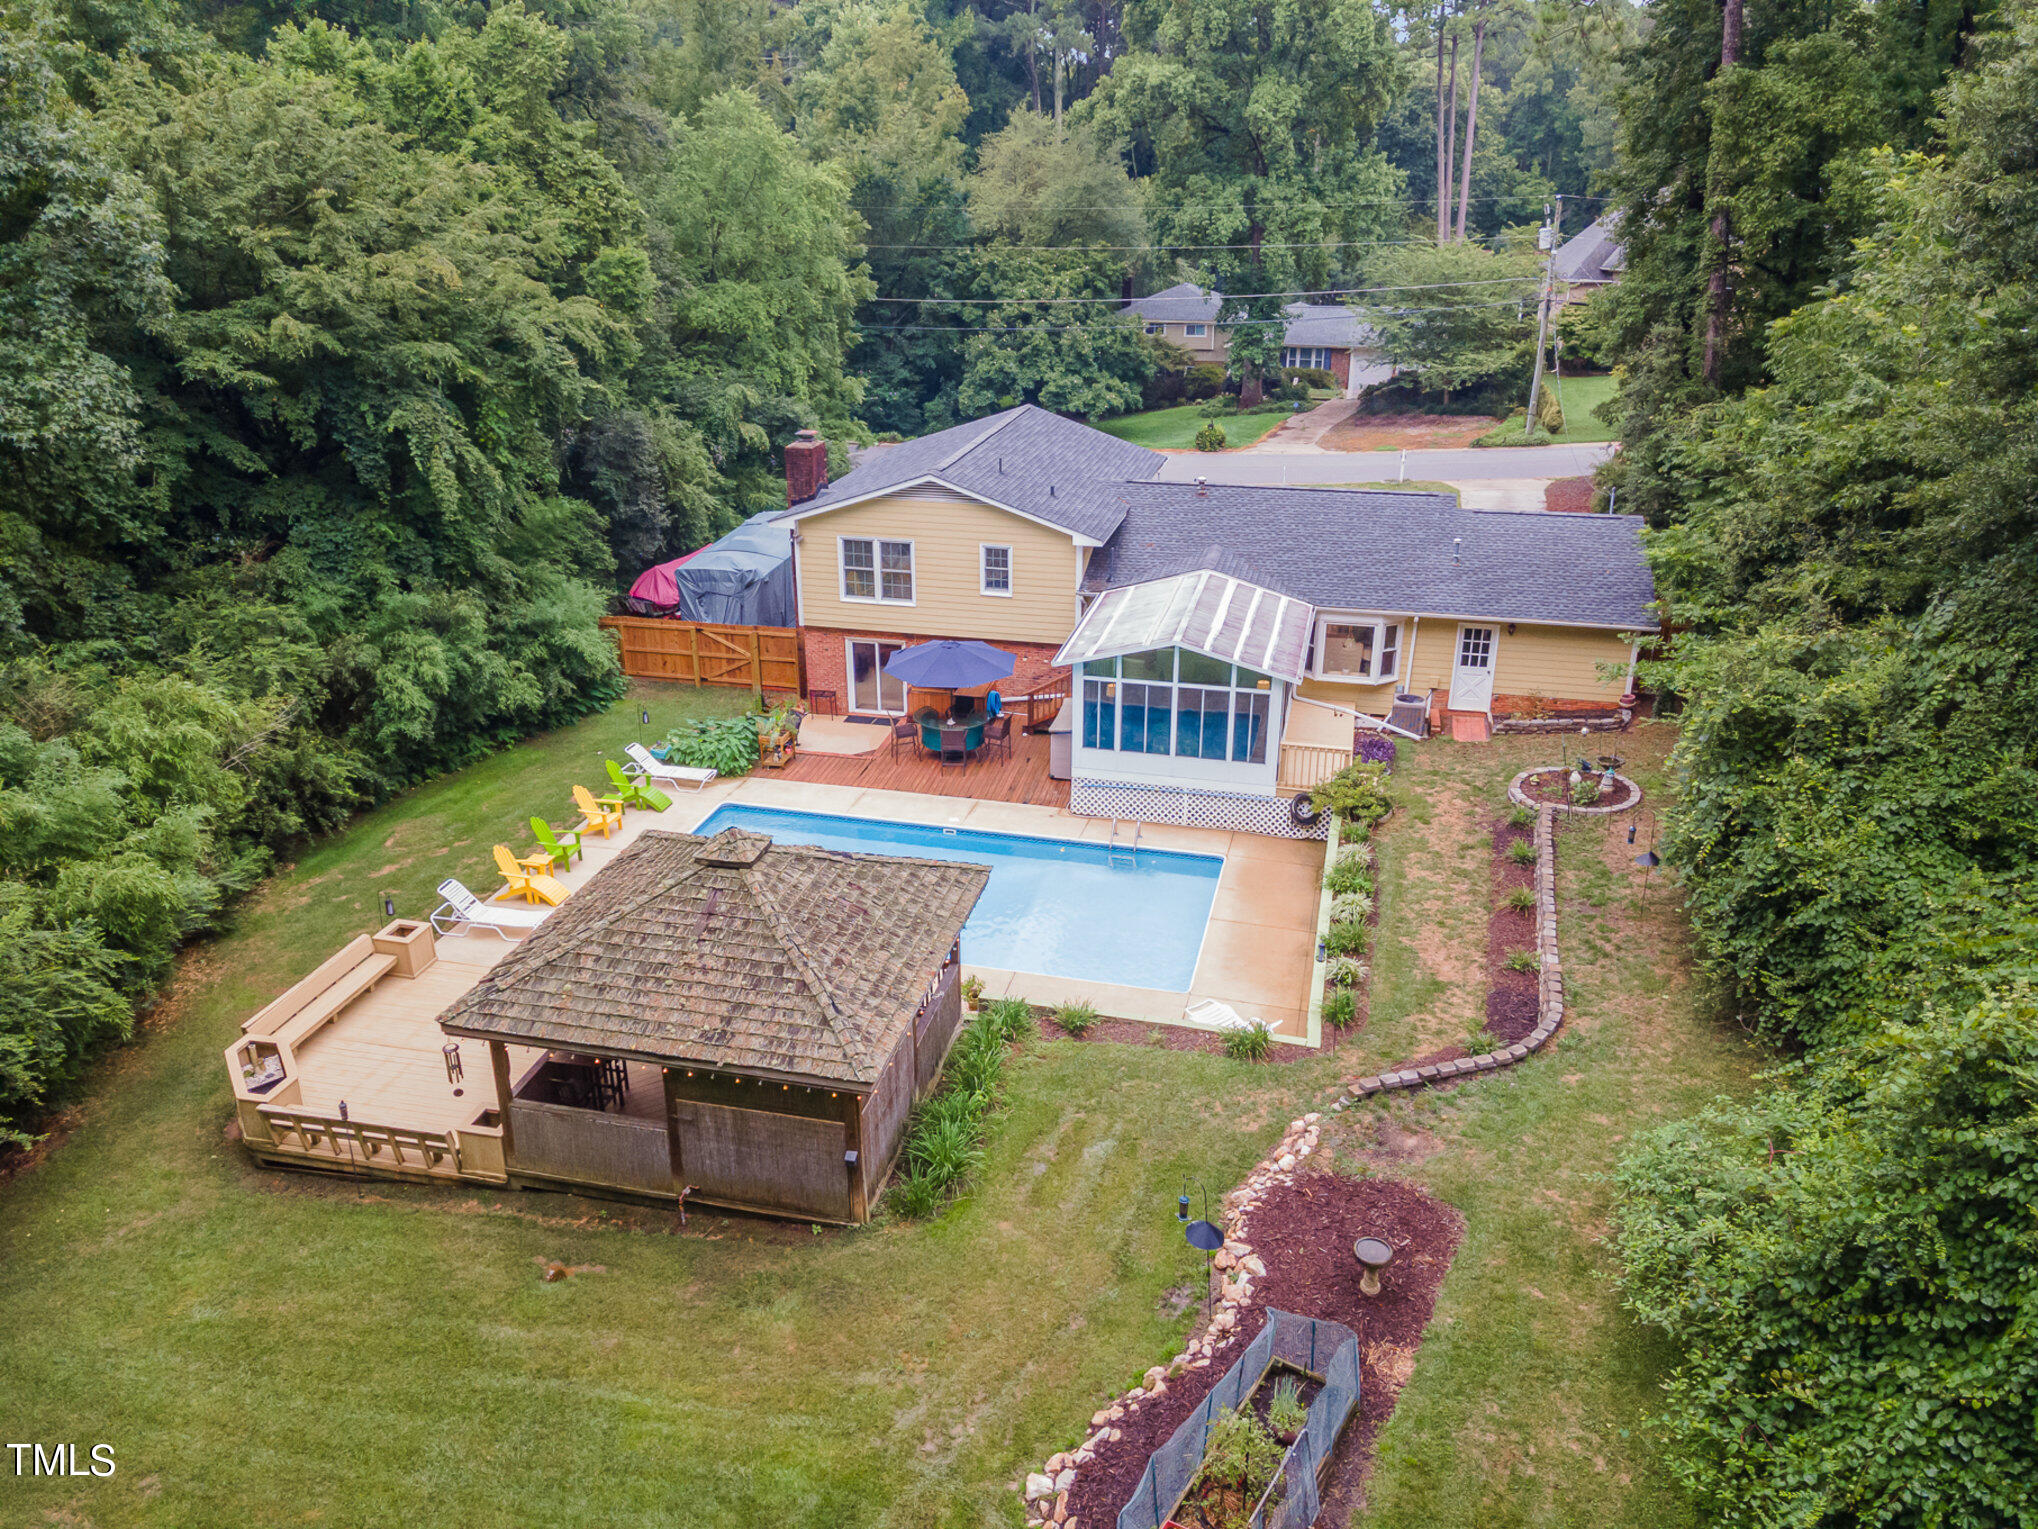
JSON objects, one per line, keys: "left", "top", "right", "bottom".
{"left": 1484, "top": 816, "right": 1541, "bottom": 1045}
{"left": 1062, "top": 1172, "right": 1460, "bottom": 1528}
{"left": 1512, "top": 766, "right": 1640, "bottom": 813}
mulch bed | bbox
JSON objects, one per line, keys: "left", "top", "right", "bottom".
{"left": 1544, "top": 476, "right": 1596, "bottom": 513}
{"left": 1515, "top": 768, "right": 1639, "bottom": 811}
{"left": 1063, "top": 1171, "right": 1462, "bottom": 1529}
{"left": 1485, "top": 818, "right": 1541, "bottom": 1044}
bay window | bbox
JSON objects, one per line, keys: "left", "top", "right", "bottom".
{"left": 1313, "top": 616, "right": 1402, "bottom": 683}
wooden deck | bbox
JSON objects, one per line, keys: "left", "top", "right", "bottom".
{"left": 773, "top": 724, "right": 1069, "bottom": 807}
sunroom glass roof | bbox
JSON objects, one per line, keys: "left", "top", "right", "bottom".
{"left": 1054, "top": 570, "right": 1315, "bottom": 683}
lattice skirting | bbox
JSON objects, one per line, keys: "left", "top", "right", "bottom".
{"left": 1069, "top": 778, "right": 1328, "bottom": 840}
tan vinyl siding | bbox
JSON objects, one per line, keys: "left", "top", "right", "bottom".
{"left": 1298, "top": 621, "right": 1632, "bottom": 706}
{"left": 1490, "top": 624, "right": 1634, "bottom": 700}
{"left": 793, "top": 493, "right": 1083, "bottom": 645}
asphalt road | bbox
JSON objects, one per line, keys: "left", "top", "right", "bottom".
{"left": 1151, "top": 441, "right": 1616, "bottom": 484}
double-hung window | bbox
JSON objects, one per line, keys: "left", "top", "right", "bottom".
{"left": 1185, "top": 323, "right": 1208, "bottom": 338}
{"left": 981, "top": 544, "right": 1012, "bottom": 596}
{"left": 841, "top": 537, "right": 914, "bottom": 603}
{"left": 1314, "top": 616, "right": 1402, "bottom": 683}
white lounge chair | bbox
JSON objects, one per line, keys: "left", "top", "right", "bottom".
{"left": 623, "top": 742, "right": 717, "bottom": 792}
{"left": 1184, "top": 998, "right": 1260, "bottom": 1032}
{"left": 431, "top": 879, "right": 551, "bottom": 939}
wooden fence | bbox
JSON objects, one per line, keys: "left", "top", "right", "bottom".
{"left": 598, "top": 616, "right": 803, "bottom": 697}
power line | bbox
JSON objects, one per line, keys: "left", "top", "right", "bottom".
{"left": 849, "top": 191, "right": 1612, "bottom": 212}
{"left": 868, "top": 278, "right": 1539, "bottom": 305}
{"left": 861, "top": 236, "right": 1440, "bottom": 252}
{"left": 859, "top": 298, "right": 1536, "bottom": 333}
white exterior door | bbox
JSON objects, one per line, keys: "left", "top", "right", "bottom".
{"left": 1449, "top": 625, "right": 1497, "bottom": 712}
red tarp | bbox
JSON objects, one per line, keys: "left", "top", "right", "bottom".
{"left": 626, "top": 548, "right": 702, "bottom": 609}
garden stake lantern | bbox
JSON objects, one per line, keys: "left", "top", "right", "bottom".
{"left": 1353, "top": 1237, "right": 1394, "bottom": 1297}
{"left": 382, "top": 895, "right": 395, "bottom": 919}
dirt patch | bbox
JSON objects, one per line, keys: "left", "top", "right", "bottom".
{"left": 1064, "top": 1172, "right": 1463, "bottom": 1529}
{"left": 1319, "top": 412, "right": 1500, "bottom": 452}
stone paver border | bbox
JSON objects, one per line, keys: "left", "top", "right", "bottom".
{"left": 1336, "top": 803, "right": 1568, "bottom": 1101}
{"left": 1507, "top": 767, "right": 1641, "bottom": 816}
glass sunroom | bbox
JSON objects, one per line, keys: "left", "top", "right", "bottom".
{"left": 1055, "top": 569, "right": 1315, "bottom": 794}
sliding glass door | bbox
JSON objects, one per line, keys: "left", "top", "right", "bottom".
{"left": 847, "top": 639, "right": 908, "bottom": 714}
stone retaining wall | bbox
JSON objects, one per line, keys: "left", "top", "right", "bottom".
{"left": 1338, "top": 804, "right": 1565, "bottom": 1101}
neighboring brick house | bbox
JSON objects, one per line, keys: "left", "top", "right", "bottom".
{"left": 776, "top": 407, "right": 1657, "bottom": 774}
{"left": 1118, "top": 284, "right": 1391, "bottom": 397}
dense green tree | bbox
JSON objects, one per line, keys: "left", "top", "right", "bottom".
{"left": 1085, "top": 0, "right": 1407, "bottom": 405}
{"left": 1360, "top": 235, "right": 1542, "bottom": 399}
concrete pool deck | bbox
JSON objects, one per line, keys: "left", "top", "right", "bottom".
{"left": 659, "top": 773, "right": 1327, "bottom": 1044}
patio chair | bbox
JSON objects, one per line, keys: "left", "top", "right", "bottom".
{"left": 623, "top": 741, "right": 717, "bottom": 792}
{"left": 431, "top": 879, "right": 550, "bottom": 939}
{"left": 572, "top": 784, "right": 624, "bottom": 838}
{"left": 888, "top": 716, "right": 921, "bottom": 761}
{"left": 605, "top": 758, "right": 673, "bottom": 813}
{"left": 528, "top": 816, "right": 582, "bottom": 869}
{"left": 494, "top": 845, "right": 570, "bottom": 906}
{"left": 982, "top": 713, "right": 1013, "bottom": 762}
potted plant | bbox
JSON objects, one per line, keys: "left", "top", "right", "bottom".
{"left": 756, "top": 700, "right": 803, "bottom": 769}
{"left": 962, "top": 975, "right": 984, "bottom": 1012}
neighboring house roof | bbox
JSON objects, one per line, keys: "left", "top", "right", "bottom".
{"left": 1552, "top": 215, "right": 1626, "bottom": 286}
{"left": 437, "top": 828, "right": 988, "bottom": 1088}
{"left": 1084, "top": 484, "right": 1659, "bottom": 631}
{"left": 778, "top": 404, "right": 1161, "bottom": 545}
{"left": 1120, "top": 286, "right": 1378, "bottom": 351}
{"left": 1055, "top": 568, "right": 1316, "bottom": 683}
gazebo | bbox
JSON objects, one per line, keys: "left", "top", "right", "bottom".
{"left": 437, "top": 826, "right": 988, "bottom": 1222}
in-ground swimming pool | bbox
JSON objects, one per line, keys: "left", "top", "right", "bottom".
{"left": 691, "top": 804, "right": 1223, "bottom": 992}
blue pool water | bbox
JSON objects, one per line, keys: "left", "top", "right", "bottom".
{"left": 692, "top": 804, "right": 1223, "bottom": 991}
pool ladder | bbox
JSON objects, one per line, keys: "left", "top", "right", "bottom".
{"left": 1107, "top": 819, "right": 1143, "bottom": 866}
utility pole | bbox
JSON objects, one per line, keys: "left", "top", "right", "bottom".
{"left": 1524, "top": 195, "right": 1560, "bottom": 443}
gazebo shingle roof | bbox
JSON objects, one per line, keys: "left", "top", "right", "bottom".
{"left": 437, "top": 828, "right": 989, "bottom": 1087}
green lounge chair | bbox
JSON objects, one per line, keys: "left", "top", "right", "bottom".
{"left": 605, "top": 758, "right": 672, "bottom": 813}
{"left": 528, "top": 816, "right": 583, "bottom": 869}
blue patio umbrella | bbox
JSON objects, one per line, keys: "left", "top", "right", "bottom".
{"left": 883, "top": 639, "right": 1016, "bottom": 690}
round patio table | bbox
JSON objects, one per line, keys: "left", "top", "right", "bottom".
{"left": 922, "top": 720, "right": 985, "bottom": 765}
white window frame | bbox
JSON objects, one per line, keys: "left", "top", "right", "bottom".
{"left": 1312, "top": 614, "right": 1404, "bottom": 684}
{"left": 1184, "top": 323, "right": 1208, "bottom": 338}
{"left": 979, "top": 543, "right": 1013, "bottom": 597}
{"left": 838, "top": 535, "right": 915, "bottom": 605}
{"left": 1143, "top": 323, "right": 1161, "bottom": 335}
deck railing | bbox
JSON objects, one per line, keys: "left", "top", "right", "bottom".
{"left": 258, "top": 1105, "right": 464, "bottom": 1175}
{"left": 1276, "top": 741, "right": 1353, "bottom": 793}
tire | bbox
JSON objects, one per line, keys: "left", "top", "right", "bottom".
{"left": 1290, "top": 792, "right": 1323, "bottom": 827}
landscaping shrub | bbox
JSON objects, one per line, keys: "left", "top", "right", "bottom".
{"left": 1504, "top": 948, "right": 1538, "bottom": 973}
{"left": 892, "top": 1004, "right": 1024, "bottom": 1217}
{"left": 1311, "top": 762, "right": 1391, "bottom": 828}
{"left": 1572, "top": 774, "right": 1601, "bottom": 807}
{"left": 1613, "top": 995, "right": 2038, "bottom": 1527}
{"left": 1222, "top": 1019, "right": 1273, "bottom": 1061}
{"left": 1321, "top": 988, "right": 1357, "bottom": 1030}
{"left": 1323, "top": 847, "right": 1374, "bottom": 895}
{"left": 1195, "top": 1406, "right": 1284, "bottom": 1509}
{"left": 1325, "top": 918, "right": 1369, "bottom": 957}
{"left": 1505, "top": 886, "right": 1537, "bottom": 913}
{"left": 1185, "top": 363, "right": 1225, "bottom": 400}
{"left": 1052, "top": 1000, "right": 1098, "bottom": 1037}
{"left": 1506, "top": 838, "right": 1537, "bottom": 866}
{"left": 1282, "top": 366, "right": 1335, "bottom": 391}
{"left": 1356, "top": 733, "right": 1397, "bottom": 767}
{"left": 1338, "top": 816, "right": 1370, "bottom": 844}
{"left": 661, "top": 715, "right": 758, "bottom": 776}
{"left": 1506, "top": 803, "right": 1535, "bottom": 830}
{"left": 1330, "top": 890, "right": 1373, "bottom": 924}
{"left": 1325, "top": 955, "right": 1368, "bottom": 988}
{"left": 1194, "top": 421, "right": 1227, "bottom": 451}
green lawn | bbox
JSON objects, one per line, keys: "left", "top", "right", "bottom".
{"left": 0, "top": 693, "right": 1755, "bottom": 1526}
{"left": 1093, "top": 402, "right": 1294, "bottom": 450}
{"left": 1474, "top": 373, "right": 1621, "bottom": 447}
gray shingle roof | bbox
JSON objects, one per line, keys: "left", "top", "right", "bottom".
{"left": 1553, "top": 215, "right": 1625, "bottom": 285}
{"left": 1121, "top": 287, "right": 1376, "bottom": 350}
{"left": 1083, "top": 484, "right": 1658, "bottom": 630}
{"left": 437, "top": 829, "right": 988, "bottom": 1087}
{"left": 780, "top": 405, "right": 1161, "bottom": 544}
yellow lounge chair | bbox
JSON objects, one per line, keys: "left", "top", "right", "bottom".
{"left": 573, "top": 784, "right": 624, "bottom": 838}
{"left": 493, "top": 845, "right": 570, "bottom": 906}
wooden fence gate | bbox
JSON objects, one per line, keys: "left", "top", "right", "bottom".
{"left": 598, "top": 617, "right": 803, "bottom": 697}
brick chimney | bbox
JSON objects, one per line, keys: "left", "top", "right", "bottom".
{"left": 786, "top": 429, "right": 828, "bottom": 507}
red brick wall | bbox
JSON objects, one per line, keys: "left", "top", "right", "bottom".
{"left": 801, "top": 627, "right": 1067, "bottom": 712}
